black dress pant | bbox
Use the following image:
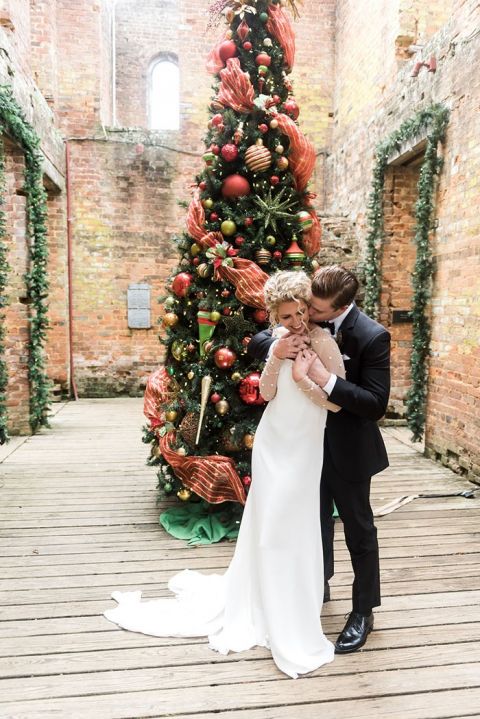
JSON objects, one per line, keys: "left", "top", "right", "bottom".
{"left": 320, "top": 444, "right": 381, "bottom": 614}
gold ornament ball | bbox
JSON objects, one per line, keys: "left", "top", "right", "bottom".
{"left": 190, "top": 243, "right": 201, "bottom": 256}
{"left": 187, "top": 370, "right": 195, "bottom": 380}
{"left": 270, "top": 118, "right": 279, "bottom": 129}
{"left": 210, "top": 310, "right": 222, "bottom": 322}
{"left": 202, "top": 198, "right": 214, "bottom": 209}
{"left": 277, "top": 156, "right": 289, "bottom": 171}
{"left": 245, "top": 144, "right": 272, "bottom": 173}
{"left": 177, "top": 488, "right": 191, "bottom": 501}
{"left": 171, "top": 339, "right": 186, "bottom": 360}
{"left": 165, "top": 410, "right": 178, "bottom": 422}
{"left": 275, "top": 144, "right": 284, "bottom": 154}
{"left": 196, "top": 262, "right": 210, "bottom": 278}
{"left": 243, "top": 433, "right": 255, "bottom": 449}
{"left": 231, "top": 371, "right": 242, "bottom": 382}
{"left": 255, "top": 248, "right": 272, "bottom": 265}
{"left": 215, "top": 399, "right": 230, "bottom": 415}
{"left": 163, "top": 312, "right": 179, "bottom": 328}
{"left": 177, "top": 446, "right": 187, "bottom": 456}
{"left": 266, "top": 235, "right": 276, "bottom": 246}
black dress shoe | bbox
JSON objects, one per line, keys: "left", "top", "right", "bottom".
{"left": 323, "top": 581, "right": 331, "bottom": 603}
{"left": 335, "top": 611, "right": 374, "bottom": 653}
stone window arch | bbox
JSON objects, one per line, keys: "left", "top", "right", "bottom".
{"left": 148, "top": 54, "right": 179, "bottom": 130}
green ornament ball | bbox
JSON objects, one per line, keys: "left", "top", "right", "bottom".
{"left": 259, "top": 11, "right": 268, "bottom": 22}
{"left": 164, "top": 482, "right": 173, "bottom": 493}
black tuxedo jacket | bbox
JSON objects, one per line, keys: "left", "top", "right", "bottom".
{"left": 247, "top": 304, "right": 391, "bottom": 481}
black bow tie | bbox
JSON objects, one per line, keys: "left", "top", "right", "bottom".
{"left": 319, "top": 321, "right": 335, "bottom": 335}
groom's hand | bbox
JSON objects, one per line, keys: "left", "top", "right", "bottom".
{"left": 273, "top": 332, "right": 310, "bottom": 359}
{"left": 308, "top": 356, "right": 332, "bottom": 388}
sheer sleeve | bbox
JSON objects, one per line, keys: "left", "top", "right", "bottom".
{"left": 259, "top": 353, "right": 283, "bottom": 401}
{"left": 295, "top": 328, "right": 345, "bottom": 412}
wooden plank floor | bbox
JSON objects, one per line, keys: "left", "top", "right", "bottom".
{"left": 0, "top": 398, "right": 479, "bottom": 719}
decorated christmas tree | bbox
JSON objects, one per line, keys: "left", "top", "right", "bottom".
{"left": 144, "top": 0, "right": 322, "bottom": 543}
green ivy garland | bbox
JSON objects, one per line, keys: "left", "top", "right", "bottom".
{"left": 363, "top": 104, "right": 449, "bottom": 440}
{"left": 0, "top": 86, "right": 51, "bottom": 437}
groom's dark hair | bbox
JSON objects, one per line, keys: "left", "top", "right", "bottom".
{"left": 311, "top": 265, "right": 359, "bottom": 310}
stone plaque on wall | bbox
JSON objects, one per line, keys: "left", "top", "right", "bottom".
{"left": 128, "top": 283, "right": 151, "bottom": 329}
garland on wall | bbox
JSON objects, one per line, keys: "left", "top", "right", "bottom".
{"left": 0, "top": 86, "right": 51, "bottom": 438}
{"left": 363, "top": 104, "right": 449, "bottom": 441}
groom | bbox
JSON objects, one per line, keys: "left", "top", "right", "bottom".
{"left": 248, "top": 265, "right": 391, "bottom": 653}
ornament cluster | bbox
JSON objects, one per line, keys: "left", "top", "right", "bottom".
{"left": 149, "top": 0, "right": 322, "bottom": 509}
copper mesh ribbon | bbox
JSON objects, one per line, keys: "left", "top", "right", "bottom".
{"left": 302, "top": 208, "right": 322, "bottom": 257}
{"left": 217, "top": 257, "right": 268, "bottom": 309}
{"left": 218, "top": 58, "right": 255, "bottom": 113}
{"left": 206, "top": 33, "right": 228, "bottom": 75}
{"left": 186, "top": 191, "right": 206, "bottom": 242}
{"left": 143, "top": 367, "right": 179, "bottom": 429}
{"left": 266, "top": 4, "right": 295, "bottom": 70}
{"left": 198, "top": 231, "right": 224, "bottom": 249}
{"left": 159, "top": 431, "right": 246, "bottom": 505}
{"left": 274, "top": 112, "right": 316, "bottom": 191}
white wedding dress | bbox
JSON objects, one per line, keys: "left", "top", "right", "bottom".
{"left": 104, "top": 327, "right": 344, "bottom": 678}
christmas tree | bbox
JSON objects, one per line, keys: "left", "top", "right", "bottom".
{"left": 144, "top": 0, "right": 322, "bottom": 543}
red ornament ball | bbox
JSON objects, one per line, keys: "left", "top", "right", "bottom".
{"left": 171, "top": 272, "right": 193, "bottom": 298}
{"left": 214, "top": 347, "right": 237, "bottom": 369}
{"left": 270, "top": 175, "right": 280, "bottom": 185}
{"left": 243, "top": 41, "right": 252, "bottom": 51}
{"left": 234, "top": 235, "right": 245, "bottom": 246}
{"left": 244, "top": 216, "right": 254, "bottom": 227}
{"left": 256, "top": 52, "right": 271, "bottom": 67}
{"left": 258, "top": 123, "right": 269, "bottom": 133}
{"left": 210, "top": 392, "right": 221, "bottom": 404}
{"left": 211, "top": 113, "right": 224, "bottom": 127}
{"left": 210, "top": 144, "right": 220, "bottom": 155}
{"left": 192, "top": 257, "right": 200, "bottom": 266}
{"left": 221, "top": 288, "right": 231, "bottom": 297}
{"left": 222, "top": 307, "right": 232, "bottom": 315}
{"left": 199, "top": 181, "right": 207, "bottom": 190}
{"left": 273, "top": 250, "right": 282, "bottom": 260}
{"left": 239, "top": 372, "right": 266, "bottom": 405}
{"left": 219, "top": 40, "right": 238, "bottom": 63}
{"left": 242, "top": 475, "right": 252, "bottom": 487}
{"left": 209, "top": 212, "right": 219, "bottom": 222}
{"left": 253, "top": 308, "right": 268, "bottom": 323}
{"left": 221, "top": 143, "right": 239, "bottom": 162}
{"left": 221, "top": 174, "right": 251, "bottom": 199}
{"left": 283, "top": 98, "right": 300, "bottom": 120}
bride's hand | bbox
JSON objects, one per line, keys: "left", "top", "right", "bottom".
{"left": 292, "top": 349, "right": 317, "bottom": 382}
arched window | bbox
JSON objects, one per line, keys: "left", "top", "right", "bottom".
{"left": 148, "top": 56, "right": 179, "bottom": 130}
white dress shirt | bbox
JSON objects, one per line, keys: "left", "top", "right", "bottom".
{"left": 321, "top": 303, "right": 354, "bottom": 395}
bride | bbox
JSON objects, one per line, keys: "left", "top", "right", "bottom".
{"left": 104, "top": 270, "right": 345, "bottom": 678}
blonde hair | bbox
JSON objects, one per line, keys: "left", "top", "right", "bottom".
{"left": 263, "top": 271, "right": 312, "bottom": 326}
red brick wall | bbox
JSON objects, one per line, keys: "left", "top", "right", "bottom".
{"left": 380, "top": 164, "right": 420, "bottom": 418}
{"left": 67, "top": 132, "right": 180, "bottom": 395}
{"left": 3, "top": 142, "right": 30, "bottom": 434}
{"left": 327, "top": 0, "right": 480, "bottom": 479}
{"left": 44, "top": 186, "right": 69, "bottom": 399}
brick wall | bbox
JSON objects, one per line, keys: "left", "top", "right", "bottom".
{"left": 67, "top": 131, "right": 180, "bottom": 395}
{"left": 1, "top": 0, "right": 478, "bottom": 482}
{"left": 327, "top": 0, "right": 480, "bottom": 479}
{"left": 3, "top": 142, "right": 30, "bottom": 434}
